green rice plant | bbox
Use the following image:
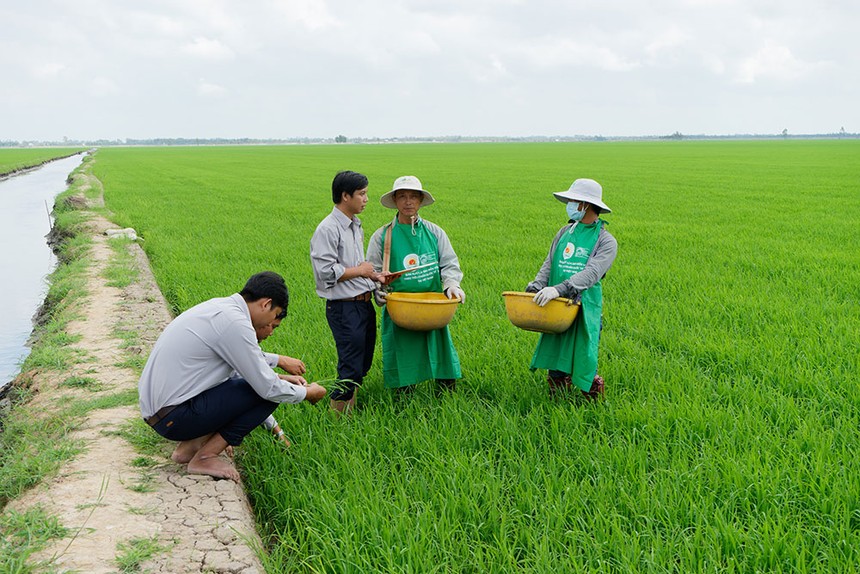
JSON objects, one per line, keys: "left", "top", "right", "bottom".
{"left": 96, "top": 141, "right": 860, "bottom": 572}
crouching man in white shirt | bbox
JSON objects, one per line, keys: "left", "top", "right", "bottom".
{"left": 138, "top": 271, "right": 327, "bottom": 481}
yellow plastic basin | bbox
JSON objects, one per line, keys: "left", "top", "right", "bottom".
{"left": 386, "top": 292, "right": 461, "bottom": 331}
{"left": 502, "top": 291, "right": 579, "bottom": 334}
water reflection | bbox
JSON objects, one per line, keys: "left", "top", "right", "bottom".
{"left": 0, "top": 153, "right": 86, "bottom": 389}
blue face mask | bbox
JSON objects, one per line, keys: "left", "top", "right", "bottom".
{"left": 566, "top": 201, "right": 586, "bottom": 221}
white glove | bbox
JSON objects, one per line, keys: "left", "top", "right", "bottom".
{"left": 373, "top": 289, "right": 388, "bottom": 307}
{"left": 533, "top": 286, "right": 559, "bottom": 307}
{"left": 445, "top": 286, "right": 466, "bottom": 303}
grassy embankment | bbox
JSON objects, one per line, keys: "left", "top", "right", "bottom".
{"left": 0, "top": 148, "right": 87, "bottom": 177}
{"left": 0, "top": 155, "right": 141, "bottom": 573}
{"left": 95, "top": 141, "right": 860, "bottom": 572}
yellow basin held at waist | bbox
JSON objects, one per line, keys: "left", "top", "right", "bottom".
{"left": 386, "top": 292, "right": 461, "bottom": 331}
{"left": 501, "top": 291, "right": 579, "bottom": 334}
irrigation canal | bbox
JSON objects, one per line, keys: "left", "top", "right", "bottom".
{"left": 0, "top": 153, "right": 86, "bottom": 398}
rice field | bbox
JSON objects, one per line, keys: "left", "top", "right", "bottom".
{"left": 94, "top": 141, "right": 860, "bottom": 572}
{"left": 0, "top": 148, "right": 85, "bottom": 176}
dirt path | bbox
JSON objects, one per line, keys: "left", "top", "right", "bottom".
{"left": 7, "top": 205, "right": 266, "bottom": 572}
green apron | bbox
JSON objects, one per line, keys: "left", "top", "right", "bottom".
{"left": 530, "top": 221, "right": 604, "bottom": 392}
{"left": 381, "top": 218, "right": 462, "bottom": 388}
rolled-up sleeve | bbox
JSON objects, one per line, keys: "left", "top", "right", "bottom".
{"left": 216, "top": 322, "right": 307, "bottom": 404}
{"left": 262, "top": 351, "right": 279, "bottom": 369}
{"left": 310, "top": 224, "right": 345, "bottom": 290}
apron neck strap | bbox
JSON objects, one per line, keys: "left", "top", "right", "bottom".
{"left": 382, "top": 221, "right": 394, "bottom": 275}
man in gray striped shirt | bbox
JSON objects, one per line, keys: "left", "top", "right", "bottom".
{"left": 310, "top": 171, "right": 383, "bottom": 413}
{"left": 139, "top": 272, "right": 326, "bottom": 480}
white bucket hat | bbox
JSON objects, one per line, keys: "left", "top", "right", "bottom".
{"left": 552, "top": 178, "right": 611, "bottom": 214}
{"left": 380, "top": 175, "right": 436, "bottom": 209}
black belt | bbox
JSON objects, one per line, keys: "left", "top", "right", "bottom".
{"left": 335, "top": 292, "right": 372, "bottom": 302}
{"left": 145, "top": 405, "right": 176, "bottom": 427}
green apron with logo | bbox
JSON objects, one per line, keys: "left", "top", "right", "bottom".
{"left": 530, "top": 221, "right": 603, "bottom": 392}
{"left": 381, "top": 218, "right": 462, "bottom": 388}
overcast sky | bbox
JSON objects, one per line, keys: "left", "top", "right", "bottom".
{"left": 2, "top": 0, "right": 858, "bottom": 141}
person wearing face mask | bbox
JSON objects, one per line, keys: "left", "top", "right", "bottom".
{"left": 525, "top": 178, "right": 618, "bottom": 399}
{"left": 366, "top": 176, "right": 465, "bottom": 394}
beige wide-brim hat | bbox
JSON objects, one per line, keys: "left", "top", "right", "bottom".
{"left": 552, "top": 178, "right": 612, "bottom": 214}
{"left": 380, "top": 175, "right": 436, "bottom": 209}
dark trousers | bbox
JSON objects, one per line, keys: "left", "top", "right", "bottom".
{"left": 150, "top": 378, "right": 277, "bottom": 446}
{"left": 325, "top": 299, "right": 376, "bottom": 400}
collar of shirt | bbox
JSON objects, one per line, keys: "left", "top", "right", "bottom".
{"left": 332, "top": 206, "right": 362, "bottom": 229}
{"left": 229, "top": 292, "right": 251, "bottom": 324}
{"left": 392, "top": 214, "right": 423, "bottom": 226}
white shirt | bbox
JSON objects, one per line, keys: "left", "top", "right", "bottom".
{"left": 138, "top": 293, "right": 307, "bottom": 418}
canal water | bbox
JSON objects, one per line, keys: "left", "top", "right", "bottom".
{"left": 0, "top": 153, "right": 86, "bottom": 393}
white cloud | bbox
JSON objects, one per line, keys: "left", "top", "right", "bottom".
{"left": 197, "top": 79, "right": 226, "bottom": 97}
{"left": 32, "top": 62, "right": 67, "bottom": 80}
{"left": 272, "top": 0, "right": 340, "bottom": 31}
{"left": 90, "top": 77, "right": 120, "bottom": 97}
{"left": 490, "top": 55, "right": 507, "bottom": 75}
{"left": 1, "top": 0, "right": 859, "bottom": 139}
{"left": 522, "top": 38, "right": 640, "bottom": 72}
{"left": 734, "top": 40, "right": 811, "bottom": 83}
{"left": 644, "top": 27, "right": 691, "bottom": 65}
{"left": 703, "top": 54, "right": 727, "bottom": 76}
{"left": 181, "top": 36, "right": 234, "bottom": 60}
{"left": 153, "top": 15, "right": 186, "bottom": 37}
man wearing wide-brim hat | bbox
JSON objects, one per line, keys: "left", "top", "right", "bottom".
{"left": 526, "top": 178, "right": 618, "bottom": 399}
{"left": 366, "top": 175, "right": 465, "bottom": 393}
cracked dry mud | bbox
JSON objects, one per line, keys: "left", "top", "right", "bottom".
{"left": 7, "top": 211, "right": 266, "bottom": 574}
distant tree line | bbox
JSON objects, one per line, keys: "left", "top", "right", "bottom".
{"left": 2, "top": 131, "right": 859, "bottom": 148}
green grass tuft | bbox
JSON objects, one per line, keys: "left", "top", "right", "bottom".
{"left": 115, "top": 535, "right": 173, "bottom": 572}
{"left": 104, "top": 236, "right": 139, "bottom": 288}
{"left": 59, "top": 376, "right": 103, "bottom": 391}
{"left": 0, "top": 506, "right": 69, "bottom": 574}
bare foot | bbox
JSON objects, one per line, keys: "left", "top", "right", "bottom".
{"left": 187, "top": 453, "right": 241, "bottom": 482}
{"left": 171, "top": 434, "right": 213, "bottom": 464}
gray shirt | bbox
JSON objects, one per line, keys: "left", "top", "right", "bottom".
{"left": 138, "top": 293, "right": 307, "bottom": 418}
{"left": 527, "top": 222, "right": 618, "bottom": 299}
{"left": 310, "top": 206, "right": 377, "bottom": 299}
{"left": 366, "top": 216, "right": 463, "bottom": 290}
